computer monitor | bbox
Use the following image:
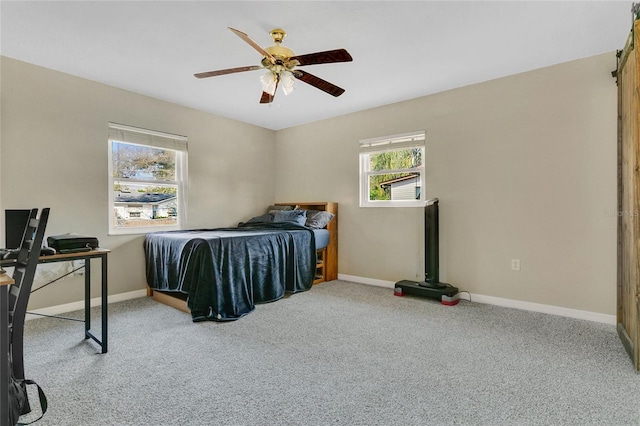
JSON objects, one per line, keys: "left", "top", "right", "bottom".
{"left": 5, "top": 209, "right": 31, "bottom": 249}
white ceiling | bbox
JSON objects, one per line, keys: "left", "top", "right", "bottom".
{"left": 0, "top": 1, "right": 633, "bottom": 130}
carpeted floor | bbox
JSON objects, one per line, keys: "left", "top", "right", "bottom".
{"left": 18, "top": 280, "right": 640, "bottom": 425}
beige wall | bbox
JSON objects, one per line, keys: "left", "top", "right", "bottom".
{"left": 274, "top": 52, "right": 618, "bottom": 315}
{"left": 0, "top": 52, "right": 619, "bottom": 316}
{"left": 0, "top": 57, "right": 276, "bottom": 309}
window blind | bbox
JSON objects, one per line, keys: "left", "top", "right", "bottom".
{"left": 108, "top": 122, "right": 187, "bottom": 151}
{"left": 359, "top": 130, "right": 425, "bottom": 153}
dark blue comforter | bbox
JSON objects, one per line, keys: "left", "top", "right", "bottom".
{"left": 144, "top": 223, "right": 316, "bottom": 321}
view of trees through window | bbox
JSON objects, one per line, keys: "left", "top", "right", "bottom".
{"left": 368, "top": 148, "right": 422, "bottom": 200}
{"left": 112, "top": 141, "right": 178, "bottom": 228}
{"left": 112, "top": 142, "right": 176, "bottom": 182}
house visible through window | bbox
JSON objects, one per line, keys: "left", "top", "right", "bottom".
{"left": 359, "top": 131, "right": 426, "bottom": 207}
{"left": 108, "top": 123, "right": 188, "bottom": 234}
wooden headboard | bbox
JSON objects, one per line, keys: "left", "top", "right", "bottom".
{"left": 275, "top": 202, "right": 338, "bottom": 281}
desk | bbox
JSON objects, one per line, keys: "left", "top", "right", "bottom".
{"left": 0, "top": 249, "right": 110, "bottom": 354}
{"left": 1, "top": 273, "right": 15, "bottom": 426}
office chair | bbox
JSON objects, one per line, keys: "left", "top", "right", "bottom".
{"left": 7, "top": 208, "right": 49, "bottom": 415}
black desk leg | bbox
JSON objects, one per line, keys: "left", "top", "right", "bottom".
{"left": 1, "top": 286, "right": 9, "bottom": 426}
{"left": 101, "top": 255, "right": 107, "bottom": 354}
{"left": 83, "top": 255, "right": 108, "bottom": 354}
{"left": 84, "top": 258, "right": 91, "bottom": 338}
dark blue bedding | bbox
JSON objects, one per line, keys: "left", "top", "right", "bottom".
{"left": 144, "top": 222, "right": 316, "bottom": 321}
{"left": 312, "top": 229, "right": 330, "bottom": 250}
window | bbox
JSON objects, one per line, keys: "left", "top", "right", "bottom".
{"left": 359, "top": 131, "right": 426, "bottom": 207}
{"left": 108, "top": 123, "right": 188, "bottom": 234}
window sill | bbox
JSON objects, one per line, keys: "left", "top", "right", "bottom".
{"left": 360, "top": 201, "right": 425, "bottom": 208}
{"left": 108, "top": 225, "right": 181, "bottom": 236}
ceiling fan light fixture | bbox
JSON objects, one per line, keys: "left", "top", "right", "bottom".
{"left": 260, "top": 71, "right": 278, "bottom": 96}
{"left": 280, "top": 71, "right": 295, "bottom": 95}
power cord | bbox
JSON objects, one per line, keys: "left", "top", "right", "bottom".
{"left": 457, "top": 291, "right": 472, "bottom": 302}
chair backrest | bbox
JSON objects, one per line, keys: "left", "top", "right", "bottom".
{"left": 8, "top": 208, "right": 49, "bottom": 380}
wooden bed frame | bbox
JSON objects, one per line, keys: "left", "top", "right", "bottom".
{"left": 275, "top": 202, "right": 338, "bottom": 284}
{"left": 148, "top": 202, "right": 338, "bottom": 313}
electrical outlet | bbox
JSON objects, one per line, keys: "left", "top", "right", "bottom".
{"left": 511, "top": 259, "right": 521, "bottom": 271}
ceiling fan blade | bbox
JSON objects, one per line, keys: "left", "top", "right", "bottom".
{"left": 194, "top": 65, "right": 262, "bottom": 79}
{"left": 290, "top": 49, "right": 353, "bottom": 66}
{"left": 293, "top": 70, "right": 345, "bottom": 97}
{"left": 260, "top": 80, "right": 279, "bottom": 104}
{"left": 260, "top": 91, "right": 275, "bottom": 104}
{"left": 228, "top": 27, "right": 276, "bottom": 64}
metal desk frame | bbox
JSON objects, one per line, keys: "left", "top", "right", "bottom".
{"left": 31, "top": 249, "right": 110, "bottom": 353}
{"left": 2, "top": 249, "right": 110, "bottom": 351}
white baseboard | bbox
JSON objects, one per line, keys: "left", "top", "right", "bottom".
{"left": 338, "top": 274, "right": 395, "bottom": 289}
{"left": 337, "top": 274, "right": 616, "bottom": 325}
{"left": 28, "top": 277, "right": 618, "bottom": 327}
{"left": 26, "top": 289, "right": 148, "bottom": 321}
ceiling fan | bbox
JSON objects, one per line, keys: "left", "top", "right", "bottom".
{"left": 194, "top": 27, "right": 353, "bottom": 104}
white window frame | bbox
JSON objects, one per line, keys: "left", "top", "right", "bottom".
{"left": 108, "top": 123, "right": 188, "bottom": 235}
{"left": 359, "top": 131, "right": 426, "bottom": 208}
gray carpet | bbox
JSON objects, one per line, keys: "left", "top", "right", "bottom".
{"left": 18, "top": 280, "right": 640, "bottom": 425}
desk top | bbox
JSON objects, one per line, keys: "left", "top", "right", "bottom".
{"left": 38, "top": 248, "right": 111, "bottom": 262}
{"left": 0, "top": 248, "right": 111, "bottom": 267}
{"left": 0, "top": 273, "right": 14, "bottom": 286}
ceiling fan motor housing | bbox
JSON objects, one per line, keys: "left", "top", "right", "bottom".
{"left": 263, "top": 28, "right": 296, "bottom": 70}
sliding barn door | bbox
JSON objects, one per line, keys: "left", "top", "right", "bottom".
{"left": 617, "top": 18, "right": 640, "bottom": 371}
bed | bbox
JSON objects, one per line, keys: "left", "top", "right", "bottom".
{"left": 145, "top": 202, "right": 338, "bottom": 321}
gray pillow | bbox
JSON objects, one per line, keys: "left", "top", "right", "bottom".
{"left": 273, "top": 209, "right": 307, "bottom": 226}
{"left": 305, "top": 210, "right": 335, "bottom": 229}
{"left": 266, "top": 205, "right": 294, "bottom": 213}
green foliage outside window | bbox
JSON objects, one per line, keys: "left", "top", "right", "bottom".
{"left": 113, "top": 183, "right": 176, "bottom": 194}
{"left": 369, "top": 148, "right": 422, "bottom": 201}
{"left": 136, "top": 186, "right": 176, "bottom": 194}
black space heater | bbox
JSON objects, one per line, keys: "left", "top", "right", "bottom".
{"left": 394, "top": 198, "right": 459, "bottom": 305}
